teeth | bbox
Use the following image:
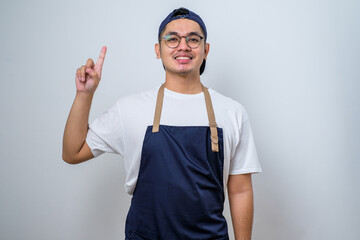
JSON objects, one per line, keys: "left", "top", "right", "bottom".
{"left": 176, "top": 57, "right": 190, "bottom": 60}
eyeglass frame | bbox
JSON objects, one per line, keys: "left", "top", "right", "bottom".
{"left": 161, "top": 33, "right": 205, "bottom": 49}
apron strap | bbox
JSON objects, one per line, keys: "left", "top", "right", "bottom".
{"left": 202, "top": 84, "right": 219, "bottom": 152}
{"left": 152, "top": 83, "right": 165, "bottom": 133}
{"left": 152, "top": 83, "right": 219, "bottom": 152}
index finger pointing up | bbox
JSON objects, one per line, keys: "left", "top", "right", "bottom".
{"left": 95, "top": 46, "right": 107, "bottom": 72}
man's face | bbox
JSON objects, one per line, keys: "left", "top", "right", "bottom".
{"left": 155, "top": 19, "right": 210, "bottom": 76}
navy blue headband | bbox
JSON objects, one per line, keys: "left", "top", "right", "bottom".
{"left": 158, "top": 8, "right": 207, "bottom": 40}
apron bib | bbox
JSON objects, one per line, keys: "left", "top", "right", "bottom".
{"left": 125, "top": 84, "right": 229, "bottom": 240}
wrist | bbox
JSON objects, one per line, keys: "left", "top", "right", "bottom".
{"left": 75, "top": 91, "right": 94, "bottom": 102}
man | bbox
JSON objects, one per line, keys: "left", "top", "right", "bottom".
{"left": 63, "top": 7, "right": 261, "bottom": 240}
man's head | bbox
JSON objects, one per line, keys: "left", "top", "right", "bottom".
{"left": 155, "top": 8, "right": 209, "bottom": 76}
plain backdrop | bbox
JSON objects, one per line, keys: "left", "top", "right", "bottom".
{"left": 1, "top": 0, "right": 359, "bottom": 239}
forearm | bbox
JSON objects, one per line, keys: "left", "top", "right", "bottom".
{"left": 62, "top": 92, "right": 93, "bottom": 161}
{"left": 228, "top": 189, "right": 254, "bottom": 240}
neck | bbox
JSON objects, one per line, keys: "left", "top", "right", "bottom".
{"left": 164, "top": 72, "right": 202, "bottom": 94}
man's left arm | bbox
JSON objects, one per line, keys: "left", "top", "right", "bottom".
{"left": 227, "top": 173, "right": 254, "bottom": 240}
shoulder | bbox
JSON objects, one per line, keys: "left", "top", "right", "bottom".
{"left": 113, "top": 85, "right": 160, "bottom": 110}
{"left": 209, "top": 88, "right": 249, "bottom": 123}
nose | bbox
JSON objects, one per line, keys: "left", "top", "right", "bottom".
{"left": 177, "top": 36, "right": 191, "bottom": 50}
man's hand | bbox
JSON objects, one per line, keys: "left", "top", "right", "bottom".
{"left": 75, "top": 46, "right": 107, "bottom": 94}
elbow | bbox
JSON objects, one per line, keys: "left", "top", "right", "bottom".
{"left": 62, "top": 153, "right": 79, "bottom": 165}
{"left": 228, "top": 187, "right": 253, "bottom": 197}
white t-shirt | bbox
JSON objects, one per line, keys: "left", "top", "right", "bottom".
{"left": 86, "top": 85, "right": 262, "bottom": 195}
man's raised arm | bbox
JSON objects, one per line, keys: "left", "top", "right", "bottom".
{"left": 62, "top": 46, "right": 107, "bottom": 164}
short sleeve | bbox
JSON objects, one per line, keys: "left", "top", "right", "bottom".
{"left": 229, "top": 118, "right": 262, "bottom": 175}
{"left": 85, "top": 101, "right": 124, "bottom": 158}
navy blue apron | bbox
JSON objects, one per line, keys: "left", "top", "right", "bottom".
{"left": 125, "top": 84, "right": 229, "bottom": 240}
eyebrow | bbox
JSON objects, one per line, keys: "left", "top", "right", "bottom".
{"left": 165, "top": 31, "right": 203, "bottom": 37}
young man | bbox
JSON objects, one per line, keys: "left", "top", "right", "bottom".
{"left": 63, "top": 7, "right": 261, "bottom": 240}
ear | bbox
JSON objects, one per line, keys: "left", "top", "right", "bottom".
{"left": 155, "top": 43, "right": 161, "bottom": 59}
{"left": 204, "top": 43, "right": 210, "bottom": 60}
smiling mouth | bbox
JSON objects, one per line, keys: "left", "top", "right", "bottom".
{"left": 175, "top": 56, "right": 192, "bottom": 60}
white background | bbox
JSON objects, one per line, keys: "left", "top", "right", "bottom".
{"left": 1, "top": 0, "right": 359, "bottom": 239}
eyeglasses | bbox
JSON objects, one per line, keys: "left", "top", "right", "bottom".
{"left": 162, "top": 33, "right": 204, "bottom": 49}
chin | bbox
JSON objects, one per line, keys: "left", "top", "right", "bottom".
{"left": 168, "top": 67, "right": 197, "bottom": 75}
{"left": 175, "top": 70, "right": 196, "bottom": 76}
